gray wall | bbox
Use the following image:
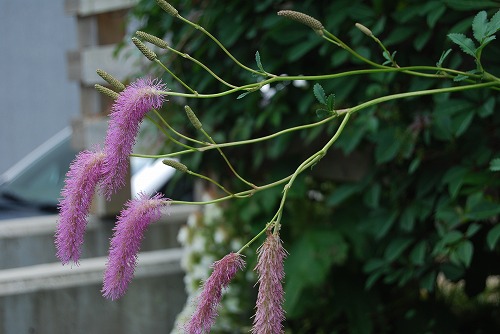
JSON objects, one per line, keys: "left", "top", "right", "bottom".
{"left": 0, "top": 0, "right": 78, "bottom": 173}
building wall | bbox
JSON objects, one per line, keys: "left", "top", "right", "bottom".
{"left": 0, "top": 0, "right": 78, "bottom": 173}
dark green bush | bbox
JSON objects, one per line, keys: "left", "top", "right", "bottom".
{"left": 128, "top": 1, "right": 500, "bottom": 332}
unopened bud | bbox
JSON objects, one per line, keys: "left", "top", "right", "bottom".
{"left": 185, "top": 106, "right": 203, "bottom": 130}
{"left": 136, "top": 31, "right": 169, "bottom": 49}
{"left": 96, "top": 69, "right": 125, "bottom": 91}
{"left": 277, "top": 10, "right": 324, "bottom": 32}
{"left": 132, "top": 37, "right": 157, "bottom": 61}
{"left": 163, "top": 159, "right": 188, "bottom": 173}
{"left": 95, "top": 84, "right": 119, "bottom": 99}
{"left": 156, "top": 0, "right": 178, "bottom": 17}
{"left": 355, "top": 23, "right": 373, "bottom": 37}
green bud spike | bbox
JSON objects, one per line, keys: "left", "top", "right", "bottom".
{"left": 162, "top": 159, "right": 188, "bottom": 173}
{"left": 184, "top": 106, "right": 203, "bottom": 130}
{"left": 132, "top": 37, "right": 157, "bottom": 61}
{"left": 156, "top": 0, "right": 178, "bottom": 17}
{"left": 136, "top": 31, "right": 169, "bottom": 49}
{"left": 355, "top": 23, "right": 373, "bottom": 37}
{"left": 277, "top": 10, "right": 324, "bottom": 33}
{"left": 96, "top": 69, "right": 125, "bottom": 91}
{"left": 94, "top": 84, "right": 119, "bottom": 99}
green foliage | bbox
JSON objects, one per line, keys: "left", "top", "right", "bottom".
{"left": 129, "top": 1, "right": 500, "bottom": 332}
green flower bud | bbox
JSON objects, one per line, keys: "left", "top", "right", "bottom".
{"left": 96, "top": 69, "right": 125, "bottom": 91}
{"left": 136, "top": 31, "right": 169, "bottom": 49}
{"left": 132, "top": 37, "right": 157, "bottom": 61}
{"left": 156, "top": 0, "right": 178, "bottom": 17}
{"left": 94, "top": 84, "right": 119, "bottom": 99}
{"left": 355, "top": 23, "right": 373, "bottom": 37}
{"left": 163, "top": 159, "right": 188, "bottom": 173}
{"left": 277, "top": 10, "right": 324, "bottom": 33}
{"left": 185, "top": 106, "right": 203, "bottom": 130}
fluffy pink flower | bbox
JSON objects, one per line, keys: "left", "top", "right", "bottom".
{"left": 251, "top": 232, "right": 287, "bottom": 334}
{"left": 55, "top": 149, "right": 105, "bottom": 265}
{"left": 184, "top": 253, "right": 246, "bottom": 334}
{"left": 101, "top": 77, "right": 166, "bottom": 198}
{"left": 102, "top": 192, "right": 168, "bottom": 300}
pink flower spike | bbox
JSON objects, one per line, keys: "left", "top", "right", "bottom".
{"left": 184, "top": 253, "right": 246, "bottom": 334}
{"left": 55, "top": 149, "right": 105, "bottom": 265}
{"left": 101, "top": 77, "right": 166, "bottom": 198}
{"left": 251, "top": 232, "right": 287, "bottom": 334}
{"left": 102, "top": 192, "right": 168, "bottom": 300}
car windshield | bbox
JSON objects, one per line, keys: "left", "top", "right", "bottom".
{"left": 0, "top": 135, "right": 76, "bottom": 206}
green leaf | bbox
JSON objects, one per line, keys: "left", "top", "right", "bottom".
{"left": 316, "top": 108, "right": 331, "bottom": 119}
{"left": 400, "top": 205, "right": 416, "bottom": 232}
{"left": 326, "top": 94, "right": 335, "bottom": 111}
{"left": 420, "top": 270, "right": 437, "bottom": 292}
{"left": 451, "top": 240, "right": 474, "bottom": 267}
{"left": 236, "top": 90, "right": 254, "bottom": 99}
{"left": 472, "top": 11, "right": 488, "bottom": 43}
{"left": 255, "top": 50, "right": 265, "bottom": 72}
{"left": 313, "top": 83, "right": 327, "bottom": 105}
{"left": 436, "top": 49, "right": 452, "bottom": 67}
{"left": 384, "top": 237, "right": 413, "bottom": 262}
{"left": 486, "top": 224, "right": 500, "bottom": 250}
{"left": 486, "top": 9, "right": 500, "bottom": 36}
{"left": 443, "top": 166, "right": 469, "bottom": 198}
{"left": 465, "top": 193, "right": 500, "bottom": 220}
{"left": 284, "top": 230, "right": 348, "bottom": 315}
{"left": 440, "top": 262, "right": 464, "bottom": 281}
{"left": 427, "top": 4, "right": 446, "bottom": 28}
{"left": 363, "top": 183, "right": 381, "bottom": 209}
{"left": 327, "top": 183, "right": 361, "bottom": 206}
{"left": 489, "top": 158, "right": 500, "bottom": 171}
{"left": 478, "top": 96, "right": 495, "bottom": 118}
{"left": 410, "top": 241, "right": 427, "bottom": 265}
{"left": 465, "top": 223, "right": 481, "bottom": 238}
{"left": 448, "top": 33, "right": 477, "bottom": 57}
{"left": 374, "top": 128, "right": 403, "bottom": 164}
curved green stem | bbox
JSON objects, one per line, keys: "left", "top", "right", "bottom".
{"left": 154, "top": 59, "right": 198, "bottom": 95}
{"left": 166, "top": 46, "right": 239, "bottom": 88}
{"left": 145, "top": 113, "right": 198, "bottom": 151}
{"left": 152, "top": 108, "right": 207, "bottom": 146}
{"left": 199, "top": 128, "right": 256, "bottom": 188}
{"left": 176, "top": 14, "right": 273, "bottom": 77}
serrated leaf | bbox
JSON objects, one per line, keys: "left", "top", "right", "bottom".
{"left": 313, "top": 83, "right": 326, "bottom": 105}
{"left": 486, "top": 9, "right": 500, "bottom": 36}
{"left": 255, "top": 51, "right": 265, "bottom": 72}
{"left": 472, "top": 11, "right": 488, "bottom": 43}
{"left": 448, "top": 33, "right": 477, "bottom": 57}
{"left": 487, "top": 224, "right": 500, "bottom": 250}
{"left": 437, "top": 49, "right": 452, "bottom": 67}
{"left": 489, "top": 158, "right": 500, "bottom": 171}
{"left": 315, "top": 108, "right": 331, "bottom": 119}
{"left": 326, "top": 94, "right": 335, "bottom": 111}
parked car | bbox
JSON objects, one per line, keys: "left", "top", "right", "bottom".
{"left": 0, "top": 127, "right": 192, "bottom": 220}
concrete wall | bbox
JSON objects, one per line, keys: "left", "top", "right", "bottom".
{"left": 0, "top": 0, "right": 79, "bottom": 174}
{"left": 0, "top": 206, "right": 195, "bottom": 333}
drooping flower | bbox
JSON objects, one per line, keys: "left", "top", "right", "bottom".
{"left": 101, "top": 77, "right": 166, "bottom": 198}
{"left": 184, "top": 252, "right": 245, "bottom": 334}
{"left": 55, "top": 149, "right": 105, "bottom": 265}
{"left": 251, "top": 231, "right": 287, "bottom": 334}
{"left": 102, "top": 192, "right": 168, "bottom": 300}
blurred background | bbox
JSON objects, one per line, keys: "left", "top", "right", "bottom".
{"left": 0, "top": 1, "right": 78, "bottom": 174}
